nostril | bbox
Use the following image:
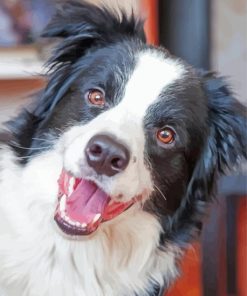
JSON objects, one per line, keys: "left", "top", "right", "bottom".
{"left": 111, "top": 157, "right": 123, "bottom": 169}
{"left": 85, "top": 134, "right": 130, "bottom": 176}
{"left": 89, "top": 143, "right": 102, "bottom": 155}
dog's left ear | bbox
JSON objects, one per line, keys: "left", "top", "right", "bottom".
{"left": 165, "top": 73, "right": 246, "bottom": 244}
{"left": 187, "top": 72, "right": 246, "bottom": 203}
{"left": 196, "top": 72, "right": 246, "bottom": 190}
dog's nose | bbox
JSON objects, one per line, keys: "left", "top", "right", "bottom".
{"left": 85, "top": 134, "right": 130, "bottom": 176}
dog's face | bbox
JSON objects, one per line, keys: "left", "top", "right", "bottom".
{"left": 5, "top": 2, "right": 246, "bottom": 240}
{"left": 39, "top": 43, "right": 208, "bottom": 236}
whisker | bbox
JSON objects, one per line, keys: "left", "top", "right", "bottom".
{"left": 32, "top": 137, "right": 56, "bottom": 143}
{"left": 53, "top": 127, "right": 64, "bottom": 133}
{"left": 10, "top": 143, "right": 51, "bottom": 150}
{"left": 17, "top": 155, "right": 34, "bottom": 160}
{"left": 154, "top": 184, "right": 167, "bottom": 201}
{"left": 144, "top": 156, "right": 166, "bottom": 200}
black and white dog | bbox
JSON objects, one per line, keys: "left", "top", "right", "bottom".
{"left": 0, "top": 1, "right": 246, "bottom": 296}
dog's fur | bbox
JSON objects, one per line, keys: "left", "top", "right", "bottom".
{"left": 0, "top": 2, "right": 246, "bottom": 296}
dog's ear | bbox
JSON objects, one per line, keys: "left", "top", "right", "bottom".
{"left": 33, "top": 1, "right": 145, "bottom": 129}
{"left": 189, "top": 72, "right": 246, "bottom": 200}
{"left": 42, "top": 1, "right": 145, "bottom": 39}
{"left": 41, "top": 1, "right": 145, "bottom": 64}
{"left": 164, "top": 73, "right": 246, "bottom": 245}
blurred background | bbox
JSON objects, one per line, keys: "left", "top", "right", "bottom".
{"left": 0, "top": 0, "right": 246, "bottom": 295}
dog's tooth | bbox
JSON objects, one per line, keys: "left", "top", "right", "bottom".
{"left": 68, "top": 217, "right": 73, "bottom": 225}
{"left": 61, "top": 211, "right": 66, "bottom": 218}
{"left": 59, "top": 195, "right": 66, "bottom": 212}
{"left": 69, "top": 220, "right": 76, "bottom": 226}
{"left": 68, "top": 177, "right": 75, "bottom": 196}
{"left": 80, "top": 223, "right": 87, "bottom": 228}
{"left": 92, "top": 213, "right": 101, "bottom": 224}
{"left": 64, "top": 216, "right": 70, "bottom": 222}
{"left": 75, "top": 222, "right": 81, "bottom": 228}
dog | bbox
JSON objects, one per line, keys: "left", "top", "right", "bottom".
{"left": 0, "top": 1, "right": 246, "bottom": 296}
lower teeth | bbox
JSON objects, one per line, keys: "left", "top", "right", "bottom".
{"left": 60, "top": 209, "right": 88, "bottom": 229}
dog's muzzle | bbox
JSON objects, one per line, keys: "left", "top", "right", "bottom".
{"left": 54, "top": 134, "right": 141, "bottom": 236}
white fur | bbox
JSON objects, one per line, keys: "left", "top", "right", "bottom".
{"left": 0, "top": 51, "right": 184, "bottom": 296}
{"left": 0, "top": 148, "right": 179, "bottom": 296}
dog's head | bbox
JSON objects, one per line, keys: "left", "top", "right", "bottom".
{"left": 5, "top": 1, "right": 246, "bottom": 240}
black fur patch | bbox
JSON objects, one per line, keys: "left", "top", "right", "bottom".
{"left": 144, "top": 71, "right": 208, "bottom": 217}
{"left": 160, "top": 72, "right": 247, "bottom": 246}
{"left": 4, "top": 1, "right": 145, "bottom": 161}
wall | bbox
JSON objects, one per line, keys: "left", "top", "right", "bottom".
{"left": 211, "top": 0, "right": 247, "bottom": 104}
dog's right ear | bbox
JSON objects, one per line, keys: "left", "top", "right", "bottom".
{"left": 31, "top": 1, "right": 146, "bottom": 129}
{"left": 42, "top": 1, "right": 145, "bottom": 39}
{"left": 42, "top": 1, "right": 145, "bottom": 64}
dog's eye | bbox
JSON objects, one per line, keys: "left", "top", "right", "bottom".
{"left": 87, "top": 89, "right": 105, "bottom": 107}
{"left": 157, "top": 127, "right": 176, "bottom": 144}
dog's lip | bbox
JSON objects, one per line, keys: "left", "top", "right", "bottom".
{"left": 54, "top": 169, "right": 141, "bottom": 236}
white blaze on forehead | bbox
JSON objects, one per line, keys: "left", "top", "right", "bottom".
{"left": 119, "top": 50, "right": 185, "bottom": 117}
{"left": 62, "top": 51, "right": 185, "bottom": 202}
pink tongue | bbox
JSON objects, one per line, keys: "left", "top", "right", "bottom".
{"left": 65, "top": 179, "right": 110, "bottom": 225}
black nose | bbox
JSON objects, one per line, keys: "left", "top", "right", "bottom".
{"left": 85, "top": 134, "right": 130, "bottom": 176}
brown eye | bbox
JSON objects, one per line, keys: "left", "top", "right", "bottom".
{"left": 157, "top": 127, "right": 176, "bottom": 144}
{"left": 87, "top": 89, "right": 105, "bottom": 107}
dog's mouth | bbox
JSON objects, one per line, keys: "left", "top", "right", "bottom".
{"left": 54, "top": 169, "right": 139, "bottom": 236}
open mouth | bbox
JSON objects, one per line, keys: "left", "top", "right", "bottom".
{"left": 54, "top": 169, "right": 139, "bottom": 236}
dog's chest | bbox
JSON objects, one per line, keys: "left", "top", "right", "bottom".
{"left": 0, "top": 210, "right": 167, "bottom": 296}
